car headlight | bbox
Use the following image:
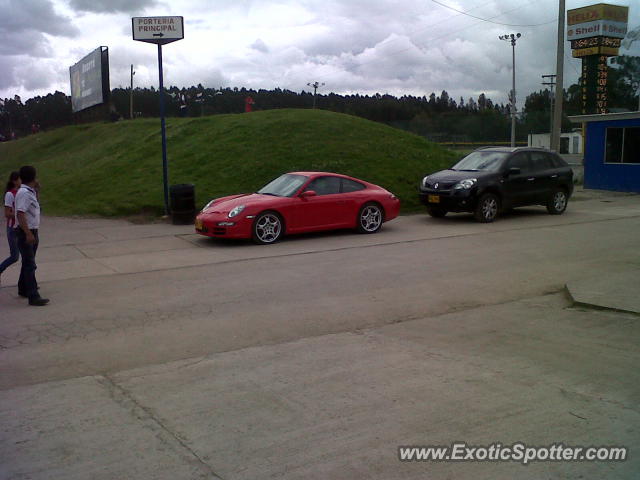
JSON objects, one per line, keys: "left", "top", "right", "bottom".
{"left": 422, "top": 176, "right": 430, "bottom": 188}
{"left": 453, "top": 179, "right": 477, "bottom": 190}
{"left": 228, "top": 205, "right": 246, "bottom": 218}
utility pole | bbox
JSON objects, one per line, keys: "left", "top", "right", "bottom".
{"left": 551, "top": 0, "right": 565, "bottom": 152}
{"left": 129, "top": 64, "right": 135, "bottom": 120}
{"left": 542, "top": 74, "right": 556, "bottom": 141}
{"left": 499, "top": 33, "right": 521, "bottom": 147}
{"left": 307, "top": 81, "right": 324, "bottom": 109}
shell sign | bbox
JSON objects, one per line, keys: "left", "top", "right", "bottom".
{"left": 567, "top": 3, "right": 629, "bottom": 56}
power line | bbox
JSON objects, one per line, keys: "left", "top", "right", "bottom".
{"left": 430, "top": 0, "right": 556, "bottom": 27}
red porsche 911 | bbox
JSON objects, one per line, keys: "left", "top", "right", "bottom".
{"left": 195, "top": 172, "right": 401, "bottom": 244}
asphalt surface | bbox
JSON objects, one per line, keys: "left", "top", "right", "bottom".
{"left": 0, "top": 189, "right": 639, "bottom": 479}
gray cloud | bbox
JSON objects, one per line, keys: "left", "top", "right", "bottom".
{"left": 250, "top": 39, "right": 269, "bottom": 53}
{"left": 67, "top": 0, "right": 159, "bottom": 14}
{"left": 1, "top": 0, "right": 79, "bottom": 37}
{"left": 0, "top": 0, "right": 79, "bottom": 95}
{"left": 0, "top": 31, "right": 54, "bottom": 58}
{"left": 1, "top": 0, "right": 639, "bottom": 106}
{"left": 0, "top": 57, "right": 18, "bottom": 91}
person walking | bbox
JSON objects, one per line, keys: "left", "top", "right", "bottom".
{"left": 14, "top": 166, "right": 48, "bottom": 306}
{"left": 0, "top": 171, "right": 21, "bottom": 284}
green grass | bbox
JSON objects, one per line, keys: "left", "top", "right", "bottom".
{"left": 0, "top": 109, "right": 458, "bottom": 217}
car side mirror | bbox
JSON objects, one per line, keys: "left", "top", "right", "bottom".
{"left": 300, "top": 190, "right": 317, "bottom": 198}
{"left": 506, "top": 167, "right": 521, "bottom": 176}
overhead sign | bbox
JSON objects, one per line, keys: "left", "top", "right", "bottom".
{"left": 567, "top": 3, "right": 628, "bottom": 26}
{"left": 132, "top": 16, "right": 184, "bottom": 45}
{"left": 572, "top": 46, "right": 619, "bottom": 57}
{"left": 567, "top": 19, "right": 628, "bottom": 40}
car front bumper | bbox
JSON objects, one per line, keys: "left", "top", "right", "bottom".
{"left": 418, "top": 189, "right": 477, "bottom": 212}
{"left": 195, "top": 213, "right": 253, "bottom": 239}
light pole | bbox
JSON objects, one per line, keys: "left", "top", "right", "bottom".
{"left": 307, "top": 81, "right": 324, "bottom": 109}
{"left": 551, "top": 0, "right": 565, "bottom": 152}
{"left": 499, "top": 33, "right": 521, "bottom": 147}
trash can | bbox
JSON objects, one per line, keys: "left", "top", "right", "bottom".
{"left": 170, "top": 184, "right": 196, "bottom": 225}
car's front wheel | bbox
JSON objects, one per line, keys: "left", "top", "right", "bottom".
{"left": 546, "top": 189, "right": 568, "bottom": 215}
{"left": 426, "top": 205, "right": 447, "bottom": 218}
{"left": 357, "top": 203, "right": 383, "bottom": 234}
{"left": 474, "top": 193, "right": 500, "bottom": 223}
{"left": 252, "top": 211, "right": 284, "bottom": 244}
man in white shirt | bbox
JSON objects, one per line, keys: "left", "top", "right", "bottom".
{"left": 15, "top": 165, "right": 48, "bottom": 306}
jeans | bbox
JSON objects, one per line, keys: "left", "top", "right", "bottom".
{"left": 0, "top": 226, "right": 19, "bottom": 274}
{"left": 16, "top": 229, "right": 39, "bottom": 300}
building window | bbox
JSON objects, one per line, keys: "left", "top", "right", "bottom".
{"left": 605, "top": 127, "right": 640, "bottom": 164}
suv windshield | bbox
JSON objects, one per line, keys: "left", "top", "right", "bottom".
{"left": 258, "top": 174, "right": 308, "bottom": 197}
{"left": 452, "top": 151, "right": 509, "bottom": 172}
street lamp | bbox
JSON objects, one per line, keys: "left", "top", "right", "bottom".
{"left": 499, "top": 33, "right": 521, "bottom": 147}
{"left": 307, "top": 81, "right": 325, "bottom": 109}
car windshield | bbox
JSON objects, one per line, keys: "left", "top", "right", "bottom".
{"left": 451, "top": 151, "right": 509, "bottom": 172}
{"left": 257, "top": 174, "right": 308, "bottom": 197}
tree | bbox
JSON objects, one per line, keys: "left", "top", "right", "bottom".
{"left": 608, "top": 55, "right": 640, "bottom": 110}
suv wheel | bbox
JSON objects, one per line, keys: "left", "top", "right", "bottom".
{"left": 546, "top": 189, "right": 568, "bottom": 215}
{"left": 474, "top": 193, "right": 499, "bottom": 223}
{"left": 427, "top": 205, "right": 447, "bottom": 218}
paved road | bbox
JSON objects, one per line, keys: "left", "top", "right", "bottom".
{"left": 0, "top": 191, "right": 639, "bottom": 479}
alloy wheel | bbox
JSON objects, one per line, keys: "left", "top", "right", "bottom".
{"left": 360, "top": 205, "right": 382, "bottom": 232}
{"left": 255, "top": 213, "right": 282, "bottom": 243}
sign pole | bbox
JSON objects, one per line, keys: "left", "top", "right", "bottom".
{"left": 132, "top": 15, "right": 184, "bottom": 217}
{"left": 157, "top": 44, "right": 170, "bottom": 216}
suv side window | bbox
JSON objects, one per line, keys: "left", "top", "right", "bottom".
{"left": 305, "top": 176, "right": 341, "bottom": 195}
{"left": 530, "top": 152, "right": 554, "bottom": 171}
{"left": 507, "top": 153, "right": 531, "bottom": 174}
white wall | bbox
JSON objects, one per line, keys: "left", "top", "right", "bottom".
{"left": 527, "top": 132, "right": 583, "bottom": 154}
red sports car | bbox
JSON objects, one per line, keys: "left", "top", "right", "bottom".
{"left": 195, "top": 172, "right": 401, "bottom": 244}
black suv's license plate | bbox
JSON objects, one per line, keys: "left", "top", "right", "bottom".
{"left": 428, "top": 195, "right": 440, "bottom": 203}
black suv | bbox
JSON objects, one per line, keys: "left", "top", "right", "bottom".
{"left": 419, "top": 147, "right": 574, "bottom": 222}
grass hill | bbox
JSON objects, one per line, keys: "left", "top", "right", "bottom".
{"left": 0, "top": 109, "right": 459, "bottom": 217}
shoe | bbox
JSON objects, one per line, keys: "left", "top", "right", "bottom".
{"left": 29, "top": 297, "right": 49, "bottom": 306}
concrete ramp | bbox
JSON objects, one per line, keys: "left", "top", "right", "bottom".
{"left": 566, "top": 269, "right": 640, "bottom": 315}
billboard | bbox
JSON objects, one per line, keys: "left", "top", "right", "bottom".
{"left": 69, "top": 47, "right": 110, "bottom": 113}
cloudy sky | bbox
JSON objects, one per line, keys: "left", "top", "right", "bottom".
{"left": 1, "top": 0, "right": 639, "bottom": 111}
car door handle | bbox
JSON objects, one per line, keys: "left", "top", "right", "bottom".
{"left": 336, "top": 200, "right": 346, "bottom": 204}
{"left": 527, "top": 177, "right": 535, "bottom": 181}
{"left": 550, "top": 174, "right": 558, "bottom": 178}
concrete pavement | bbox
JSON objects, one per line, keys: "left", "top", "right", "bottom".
{"left": 2, "top": 294, "right": 638, "bottom": 479}
{"left": 0, "top": 189, "right": 639, "bottom": 479}
{"left": 1, "top": 186, "right": 638, "bottom": 286}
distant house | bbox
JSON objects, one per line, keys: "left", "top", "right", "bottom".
{"left": 568, "top": 112, "right": 639, "bottom": 193}
{"left": 527, "top": 132, "right": 583, "bottom": 155}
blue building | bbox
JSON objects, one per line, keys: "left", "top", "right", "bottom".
{"left": 569, "top": 112, "right": 640, "bottom": 192}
